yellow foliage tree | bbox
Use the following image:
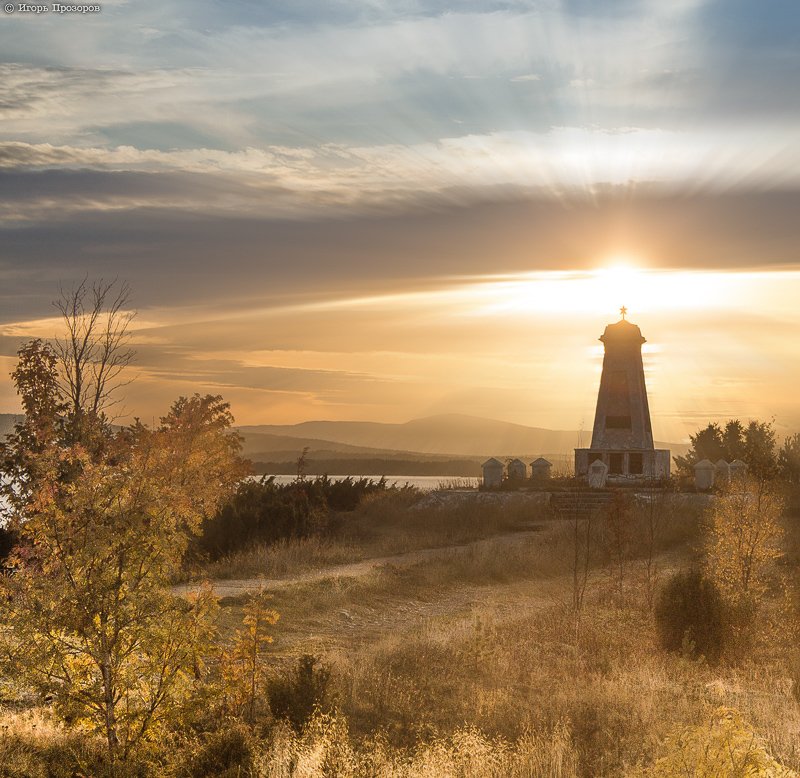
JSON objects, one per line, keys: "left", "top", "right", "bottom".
{"left": 636, "top": 707, "right": 796, "bottom": 777}
{"left": 703, "top": 476, "right": 784, "bottom": 606}
{"left": 0, "top": 394, "right": 249, "bottom": 770}
{"left": 221, "top": 588, "right": 279, "bottom": 723}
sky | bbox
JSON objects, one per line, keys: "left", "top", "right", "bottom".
{"left": 0, "top": 0, "right": 799, "bottom": 443}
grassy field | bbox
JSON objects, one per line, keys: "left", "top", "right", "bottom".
{"left": 204, "top": 490, "right": 800, "bottom": 776}
{"left": 3, "top": 488, "right": 799, "bottom": 777}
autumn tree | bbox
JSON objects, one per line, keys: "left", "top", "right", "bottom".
{"left": 703, "top": 475, "right": 784, "bottom": 607}
{"left": 0, "top": 394, "right": 248, "bottom": 769}
{"left": 220, "top": 589, "right": 280, "bottom": 723}
{"left": 0, "top": 278, "right": 136, "bottom": 519}
{"left": 0, "top": 288, "right": 250, "bottom": 771}
{"left": 638, "top": 490, "right": 671, "bottom": 611}
{"left": 603, "top": 491, "right": 634, "bottom": 597}
{"left": 0, "top": 340, "right": 67, "bottom": 519}
{"left": 570, "top": 508, "right": 593, "bottom": 614}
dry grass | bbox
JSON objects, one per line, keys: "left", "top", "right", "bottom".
{"left": 204, "top": 489, "right": 544, "bottom": 580}
{"left": 206, "top": 497, "right": 799, "bottom": 776}
{"left": 0, "top": 708, "right": 110, "bottom": 777}
{"left": 259, "top": 715, "right": 578, "bottom": 777}
{"left": 5, "top": 496, "right": 799, "bottom": 777}
{"left": 331, "top": 581, "right": 800, "bottom": 775}
{"left": 205, "top": 534, "right": 366, "bottom": 581}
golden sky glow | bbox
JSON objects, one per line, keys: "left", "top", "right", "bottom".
{"left": 2, "top": 264, "right": 798, "bottom": 445}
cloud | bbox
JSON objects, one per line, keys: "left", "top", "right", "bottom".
{"left": 1, "top": 117, "right": 798, "bottom": 229}
{"left": 2, "top": 1, "right": 799, "bottom": 163}
{"left": 0, "top": 0, "right": 798, "bottom": 429}
{"left": 2, "top": 186, "right": 800, "bottom": 337}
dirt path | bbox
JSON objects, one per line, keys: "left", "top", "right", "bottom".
{"left": 181, "top": 527, "right": 685, "bottom": 659}
{"left": 175, "top": 525, "right": 545, "bottom": 599}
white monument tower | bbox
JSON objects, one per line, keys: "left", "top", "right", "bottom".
{"left": 574, "top": 308, "right": 670, "bottom": 481}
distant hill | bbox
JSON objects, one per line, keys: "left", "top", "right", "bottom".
{"left": 238, "top": 413, "right": 686, "bottom": 460}
{"left": 239, "top": 432, "right": 394, "bottom": 459}
{"left": 238, "top": 429, "right": 487, "bottom": 479}
{"left": 0, "top": 411, "right": 685, "bottom": 473}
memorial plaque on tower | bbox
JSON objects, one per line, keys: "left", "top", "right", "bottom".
{"left": 574, "top": 309, "right": 670, "bottom": 482}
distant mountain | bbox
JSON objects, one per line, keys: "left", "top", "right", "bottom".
{"left": 238, "top": 431, "right": 471, "bottom": 462}
{"left": 238, "top": 413, "right": 687, "bottom": 460}
{"left": 0, "top": 411, "right": 685, "bottom": 466}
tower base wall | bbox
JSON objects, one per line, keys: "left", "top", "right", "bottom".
{"left": 575, "top": 448, "right": 670, "bottom": 482}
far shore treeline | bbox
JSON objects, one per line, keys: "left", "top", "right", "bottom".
{"left": 251, "top": 457, "right": 482, "bottom": 477}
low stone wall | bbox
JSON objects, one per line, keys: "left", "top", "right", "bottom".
{"left": 412, "top": 489, "right": 713, "bottom": 512}
{"left": 632, "top": 492, "right": 714, "bottom": 509}
{"left": 411, "top": 489, "right": 551, "bottom": 511}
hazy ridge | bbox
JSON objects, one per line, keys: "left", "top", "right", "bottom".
{"left": 238, "top": 413, "right": 687, "bottom": 462}
{"left": 1, "top": 412, "right": 686, "bottom": 472}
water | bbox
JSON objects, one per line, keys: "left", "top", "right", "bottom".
{"left": 254, "top": 474, "right": 480, "bottom": 492}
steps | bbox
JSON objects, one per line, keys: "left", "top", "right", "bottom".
{"left": 549, "top": 491, "right": 614, "bottom": 520}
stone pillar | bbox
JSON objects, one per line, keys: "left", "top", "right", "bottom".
{"left": 482, "top": 458, "right": 504, "bottom": 488}
{"left": 729, "top": 459, "right": 748, "bottom": 480}
{"left": 507, "top": 458, "right": 527, "bottom": 481}
{"left": 530, "top": 458, "right": 553, "bottom": 480}
{"left": 694, "top": 459, "right": 715, "bottom": 490}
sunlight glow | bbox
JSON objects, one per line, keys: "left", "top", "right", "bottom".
{"left": 285, "top": 267, "right": 800, "bottom": 322}
{"left": 460, "top": 268, "right": 730, "bottom": 318}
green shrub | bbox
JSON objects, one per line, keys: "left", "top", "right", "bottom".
{"left": 655, "top": 569, "right": 727, "bottom": 663}
{"left": 195, "top": 477, "right": 396, "bottom": 562}
{"left": 179, "top": 723, "right": 256, "bottom": 778}
{"left": 269, "top": 655, "right": 335, "bottom": 733}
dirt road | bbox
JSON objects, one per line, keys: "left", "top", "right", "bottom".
{"left": 175, "top": 525, "right": 545, "bottom": 599}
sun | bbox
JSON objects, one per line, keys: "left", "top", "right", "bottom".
{"left": 591, "top": 261, "right": 647, "bottom": 315}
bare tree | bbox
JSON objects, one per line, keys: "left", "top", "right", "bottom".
{"left": 639, "top": 490, "right": 669, "bottom": 611}
{"left": 571, "top": 508, "right": 592, "bottom": 613}
{"left": 53, "top": 278, "right": 135, "bottom": 422}
{"left": 603, "top": 491, "right": 634, "bottom": 599}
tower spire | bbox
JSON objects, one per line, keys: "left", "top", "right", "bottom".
{"left": 620, "top": 305, "right": 627, "bottom": 320}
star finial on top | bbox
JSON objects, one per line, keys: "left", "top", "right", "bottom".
{"left": 620, "top": 305, "right": 628, "bottom": 320}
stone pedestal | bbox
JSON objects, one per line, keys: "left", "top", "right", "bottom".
{"left": 588, "top": 459, "right": 609, "bottom": 488}
{"left": 575, "top": 448, "right": 670, "bottom": 480}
